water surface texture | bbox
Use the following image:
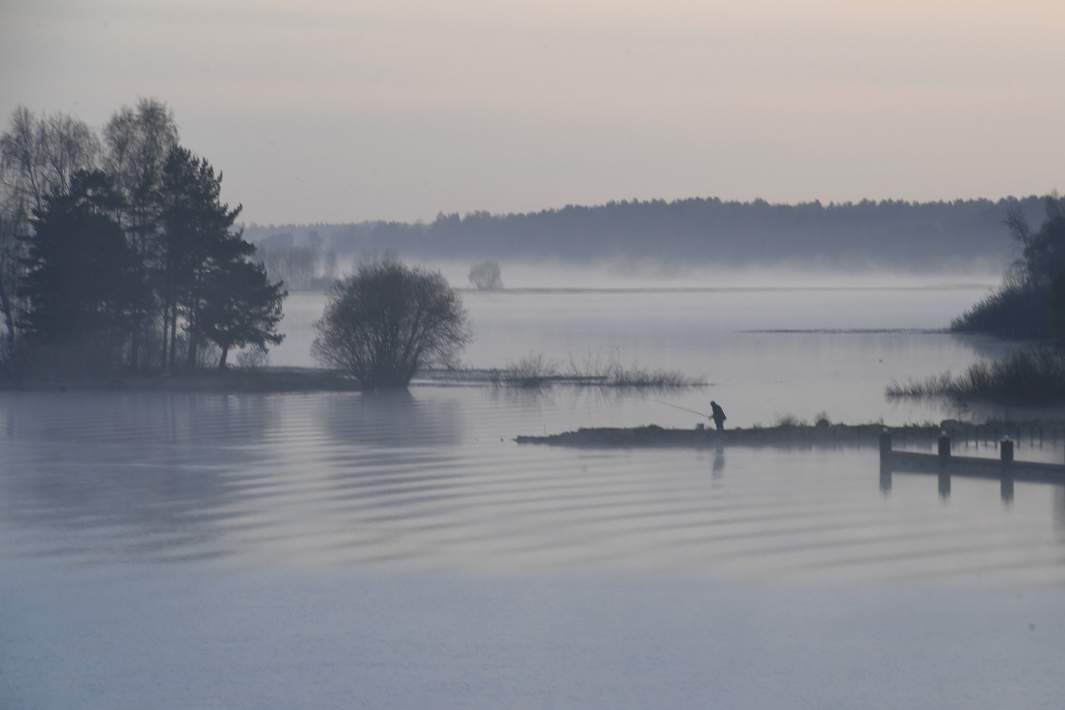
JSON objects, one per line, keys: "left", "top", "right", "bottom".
{"left": 3, "top": 286, "right": 1064, "bottom": 709}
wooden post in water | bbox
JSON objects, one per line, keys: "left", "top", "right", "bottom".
{"left": 878, "top": 431, "right": 893, "bottom": 493}
{"left": 1000, "top": 438, "right": 1014, "bottom": 464}
{"left": 937, "top": 432, "right": 952, "bottom": 499}
{"left": 937, "top": 433, "right": 951, "bottom": 461}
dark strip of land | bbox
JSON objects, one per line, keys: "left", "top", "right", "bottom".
{"left": 515, "top": 422, "right": 1065, "bottom": 449}
{"left": 0, "top": 367, "right": 360, "bottom": 393}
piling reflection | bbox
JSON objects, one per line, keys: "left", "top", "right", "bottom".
{"left": 878, "top": 454, "right": 1065, "bottom": 505}
{"left": 938, "top": 471, "right": 951, "bottom": 500}
{"left": 878, "top": 460, "right": 892, "bottom": 495}
{"left": 1001, "top": 476, "right": 1015, "bottom": 504}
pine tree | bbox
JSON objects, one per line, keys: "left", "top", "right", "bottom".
{"left": 20, "top": 170, "right": 147, "bottom": 370}
{"left": 198, "top": 259, "right": 286, "bottom": 368}
{"left": 158, "top": 147, "right": 285, "bottom": 368}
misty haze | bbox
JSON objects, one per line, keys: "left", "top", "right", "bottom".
{"left": 2, "top": 3, "right": 1065, "bottom": 710}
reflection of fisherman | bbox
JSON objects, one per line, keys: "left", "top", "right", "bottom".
{"left": 712, "top": 442, "right": 725, "bottom": 478}
{"left": 710, "top": 401, "right": 727, "bottom": 432}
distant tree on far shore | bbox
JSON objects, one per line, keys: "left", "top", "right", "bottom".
{"left": 312, "top": 260, "right": 470, "bottom": 388}
{"left": 468, "top": 260, "right": 503, "bottom": 290}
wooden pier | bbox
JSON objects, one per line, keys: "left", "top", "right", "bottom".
{"left": 878, "top": 431, "right": 1065, "bottom": 500}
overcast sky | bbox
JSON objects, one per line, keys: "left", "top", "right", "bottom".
{"left": 2, "top": 0, "right": 1063, "bottom": 224}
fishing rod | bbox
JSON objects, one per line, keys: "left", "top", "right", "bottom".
{"left": 652, "top": 399, "right": 711, "bottom": 419}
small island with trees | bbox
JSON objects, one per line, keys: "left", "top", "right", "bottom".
{"left": 1, "top": 100, "right": 285, "bottom": 382}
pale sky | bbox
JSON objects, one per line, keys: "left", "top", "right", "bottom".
{"left": 2, "top": 0, "right": 1063, "bottom": 224}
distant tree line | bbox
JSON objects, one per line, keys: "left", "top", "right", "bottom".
{"left": 245, "top": 196, "right": 1048, "bottom": 270}
{"left": 0, "top": 100, "right": 285, "bottom": 375}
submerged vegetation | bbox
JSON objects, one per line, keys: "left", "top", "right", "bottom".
{"left": 489, "top": 351, "right": 703, "bottom": 389}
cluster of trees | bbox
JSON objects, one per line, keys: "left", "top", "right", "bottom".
{"left": 0, "top": 100, "right": 286, "bottom": 375}
{"left": 245, "top": 196, "right": 1048, "bottom": 269}
{"left": 953, "top": 197, "right": 1065, "bottom": 339}
{"left": 255, "top": 230, "right": 338, "bottom": 291}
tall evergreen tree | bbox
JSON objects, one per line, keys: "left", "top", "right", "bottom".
{"left": 198, "top": 259, "right": 286, "bottom": 368}
{"left": 159, "top": 146, "right": 285, "bottom": 368}
{"left": 20, "top": 170, "right": 146, "bottom": 369}
{"left": 1, "top": 106, "right": 100, "bottom": 353}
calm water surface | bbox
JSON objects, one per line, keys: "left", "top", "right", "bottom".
{"left": 3, "top": 285, "right": 1064, "bottom": 709}
{"left": 2, "top": 387, "right": 1063, "bottom": 580}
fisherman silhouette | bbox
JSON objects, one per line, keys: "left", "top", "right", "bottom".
{"left": 710, "top": 401, "right": 727, "bottom": 432}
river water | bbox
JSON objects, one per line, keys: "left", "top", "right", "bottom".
{"left": 2, "top": 283, "right": 1064, "bottom": 709}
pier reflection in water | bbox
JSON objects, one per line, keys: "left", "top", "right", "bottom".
{"left": 879, "top": 429, "right": 1065, "bottom": 507}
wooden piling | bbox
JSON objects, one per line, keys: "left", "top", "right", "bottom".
{"left": 879, "top": 430, "right": 892, "bottom": 457}
{"left": 1000, "top": 438, "right": 1014, "bottom": 464}
{"left": 938, "top": 433, "right": 951, "bottom": 460}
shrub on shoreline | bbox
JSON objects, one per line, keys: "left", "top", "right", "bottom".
{"left": 950, "top": 284, "right": 1051, "bottom": 338}
{"left": 951, "top": 196, "right": 1065, "bottom": 339}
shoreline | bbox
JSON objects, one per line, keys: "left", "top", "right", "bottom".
{"left": 0, "top": 367, "right": 361, "bottom": 393}
{"left": 0, "top": 366, "right": 708, "bottom": 393}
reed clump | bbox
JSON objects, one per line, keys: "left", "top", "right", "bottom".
{"left": 494, "top": 353, "right": 561, "bottom": 388}
{"left": 491, "top": 351, "right": 704, "bottom": 388}
{"left": 886, "top": 349, "right": 1065, "bottom": 403}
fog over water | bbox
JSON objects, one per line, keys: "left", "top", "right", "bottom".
{"left": 274, "top": 267, "right": 1020, "bottom": 427}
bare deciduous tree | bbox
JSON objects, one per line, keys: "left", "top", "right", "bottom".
{"left": 0, "top": 106, "right": 100, "bottom": 353}
{"left": 103, "top": 98, "right": 179, "bottom": 369}
{"left": 1, "top": 106, "right": 100, "bottom": 209}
